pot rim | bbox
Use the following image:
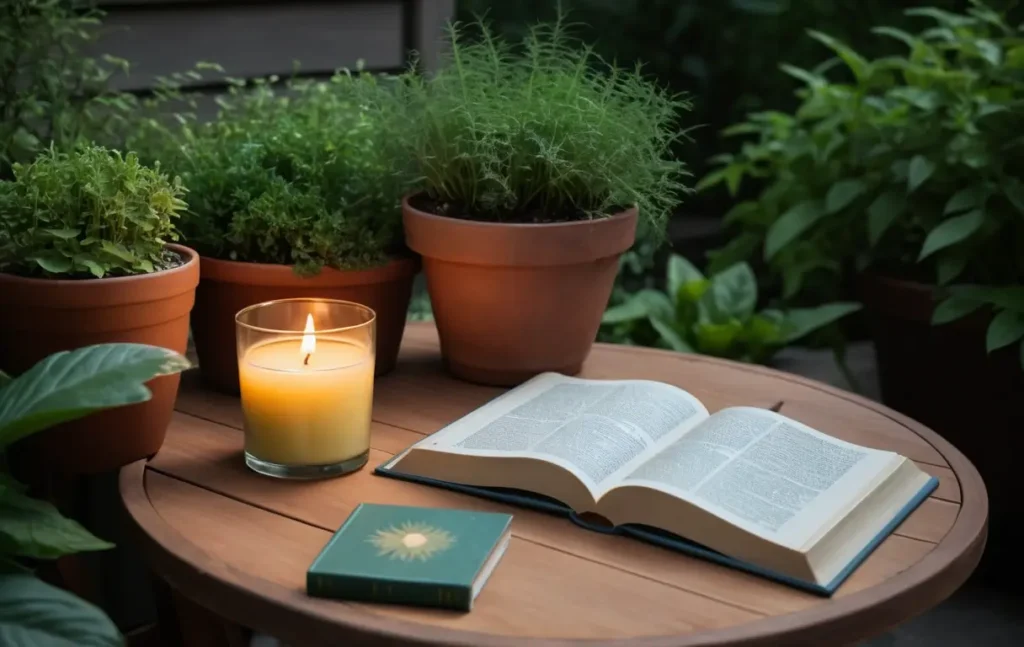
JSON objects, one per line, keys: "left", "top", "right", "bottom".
{"left": 199, "top": 254, "right": 420, "bottom": 287}
{"left": 0, "top": 243, "right": 197, "bottom": 286}
{"left": 401, "top": 192, "right": 637, "bottom": 230}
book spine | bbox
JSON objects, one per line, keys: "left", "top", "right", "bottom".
{"left": 307, "top": 573, "right": 472, "bottom": 611}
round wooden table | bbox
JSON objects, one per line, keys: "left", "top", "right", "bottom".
{"left": 120, "top": 322, "right": 987, "bottom": 646}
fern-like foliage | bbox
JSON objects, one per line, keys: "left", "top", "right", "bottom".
{"left": 389, "top": 18, "right": 692, "bottom": 236}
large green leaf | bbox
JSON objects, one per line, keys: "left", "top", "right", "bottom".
{"left": 948, "top": 285, "right": 1024, "bottom": 312}
{"left": 932, "top": 297, "right": 984, "bottom": 325}
{"left": 708, "top": 263, "right": 758, "bottom": 322}
{"left": 648, "top": 318, "right": 693, "bottom": 354}
{"left": 0, "top": 489, "right": 113, "bottom": 560}
{"left": 986, "top": 311, "right": 1024, "bottom": 353}
{"left": 694, "top": 320, "right": 744, "bottom": 356}
{"left": 0, "top": 573, "right": 122, "bottom": 647}
{"left": 0, "top": 344, "right": 190, "bottom": 450}
{"left": 917, "top": 210, "right": 984, "bottom": 261}
{"left": 764, "top": 200, "right": 825, "bottom": 260}
{"left": 781, "top": 303, "right": 862, "bottom": 344}
{"left": 825, "top": 179, "right": 868, "bottom": 214}
{"left": 807, "top": 30, "right": 870, "bottom": 82}
{"left": 867, "top": 190, "right": 907, "bottom": 245}
{"left": 943, "top": 186, "right": 987, "bottom": 215}
{"left": 907, "top": 155, "right": 936, "bottom": 193}
{"left": 666, "top": 255, "right": 704, "bottom": 305}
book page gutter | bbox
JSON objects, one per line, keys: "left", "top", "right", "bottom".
{"left": 621, "top": 407, "right": 893, "bottom": 548}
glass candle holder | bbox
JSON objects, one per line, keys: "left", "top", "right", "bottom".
{"left": 235, "top": 298, "right": 376, "bottom": 479}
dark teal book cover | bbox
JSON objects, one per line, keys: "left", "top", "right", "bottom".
{"left": 307, "top": 503, "right": 513, "bottom": 611}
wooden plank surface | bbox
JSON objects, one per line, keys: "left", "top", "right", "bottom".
{"left": 128, "top": 323, "right": 986, "bottom": 645}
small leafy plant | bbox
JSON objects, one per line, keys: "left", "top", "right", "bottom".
{"left": 0, "top": 145, "right": 185, "bottom": 279}
{"left": 133, "top": 70, "right": 408, "bottom": 276}
{"left": 600, "top": 255, "right": 861, "bottom": 364}
{"left": 0, "top": 343, "right": 191, "bottom": 645}
{"left": 0, "top": 0, "right": 134, "bottom": 178}
{"left": 389, "top": 18, "right": 691, "bottom": 236}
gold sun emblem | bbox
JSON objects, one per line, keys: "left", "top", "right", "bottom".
{"left": 368, "top": 522, "right": 456, "bottom": 562}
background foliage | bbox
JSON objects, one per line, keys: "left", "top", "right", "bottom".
{"left": 0, "top": 145, "right": 184, "bottom": 279}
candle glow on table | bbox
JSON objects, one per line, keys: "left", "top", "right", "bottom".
{"left": 239, "top": 313, "right": 374, "bottom": 468}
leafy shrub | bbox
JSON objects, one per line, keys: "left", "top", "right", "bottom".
{"left": 0, "top": 0, "right": 134, "bottom": 178}
{"left": 388, "top": 18, "right": 691, "bottom": 236}
{"left": 0, "top": 145, "right": 185, "bottom": 278}
{"left": 701, "top": 1, "right": 1024, "bottom": 367}
{"left": 0, "top": 343, "right": 190, "bottom": 645}
{"left": 134, "top": 72, "right": 407, "bottom": 275}
{"left": 600, "top": 255, "right": 860, "bottom": 363}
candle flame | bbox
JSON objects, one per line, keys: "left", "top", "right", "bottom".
{"left": 300, "top": 313, "right": 316, "bottom": 358}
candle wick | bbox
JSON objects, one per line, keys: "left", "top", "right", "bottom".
{"left": 303, "top": 353, "right": 311, "bottom": 366}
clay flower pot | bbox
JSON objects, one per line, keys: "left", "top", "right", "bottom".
{"left": 402, "top": 195, "right": 638, "bottom": 386}
{"left": 190, "top": 256, "right": 420, "bottom": 394}
{"left": 0, "top": 244, "right": 200, "bottom": 474}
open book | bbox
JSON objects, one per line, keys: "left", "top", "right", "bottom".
{"left": 376, "top": 373, "right": 937, "bottom": 594}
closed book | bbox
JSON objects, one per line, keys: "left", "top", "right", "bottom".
{"left": 307, "top": 503, "right": 512, "bottom": 611}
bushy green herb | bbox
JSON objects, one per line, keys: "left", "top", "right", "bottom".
{"left": 0, "top": 0, "right": 134, "bottom": 178}
{"left": 389, "top": 18, "right": 691, "bottom": 234}
{"left": 134, "top": 71, "right": 407, "bottom": 275}
{"left": 701, "top": 1, "right": 1024, "bottom": 368}
{"left": 600, "top": 255, "right": 861, "bottom": 363}
{"left": 0, "top": 145, "right": 184, "bottom": 279}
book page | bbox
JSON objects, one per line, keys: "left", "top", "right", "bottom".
{"left": 617, "top": 406, "right": 896, "bottom": 547}
{"left": 416, "top": 373, "right": 709, "bottom": 492}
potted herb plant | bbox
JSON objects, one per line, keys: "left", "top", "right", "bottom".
{"left": 0, "top": 343, "right": 191, "bottom": 644}
{"left": 391, "top": 20, "right": 690, "bottom": 385}
{"left": 700, "top": 2, "right": 1022, "bottom": 582}
{"left": 0, "top": 145, "right": 198, "bottom": 473}
{"left": 138, "top": 72, "right": 418, "bottom": 394}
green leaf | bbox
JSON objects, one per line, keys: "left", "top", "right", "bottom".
{"left": 781, "top": 303, "right": 862, "bottom": 344}
{"left": 648, "top": 317, "right": 693, "bottom": 354}
{"left": 81, "top": 260, "right": 105, "bottom": 279}
{"left": 709, "top": 263, "right": 758, "bottom": 321}
{"left": 867, "top": 190, "right": 907, "bottom": 245}
{"left": 1004, "top": 179, "right": 1024, "bottom": 215}
{"left": 974, "top": 39, "right": 1002, "bottom": 66}
{"left": 944, "top": 186, "right": 987, "bottom": 215}
{"left": 0, "top": 344, "right": 190, "bottom": 449}
{"left": 99, "top": 241, "right": 135, "bottom": 263}
{"left": 29, "top": 252, "right": 72, "bottom": 275}
{"left": 764, "top": 200, "right": 825, "bottom": 260}
{"left": 779, "top": 64, "right": 824, "bottom": 87}
{"left": 666, "top": 255, "right": 704, "bottom": 304}
{"left": 908, "top": 155, "right": 936, "bottom": 193}
{"left": 0, "top": 573, "right": 122, "bottom": 646}
{"left": 43, "top": 229, "right": 80, "bottom": 240}
{"left": 825, "top": 179, "right": 868, "bottom": 214}
{"left": 932, "top": 297, "right": 984, "bottom": 325}
{"left": 678, "top": 278, "right": 710, "bottom": 305}
{"left": 871, "top": 26, "right": 918, "bottom": 50}
{"left": 986, "top": 311, "right": 1024, "bottom": 353}
{"left": 807, "top": 30, "right": 870, "bottom": 82}
{"left": 949, "top": 285, "right": 1024, "bottom": 312}
{"left": 602, "top": 301, "right": 648, "bottom": 325}
{"left": 936, "top": 255, "right": 967, "bottom": 285}
{"left": 917, "top": 209, "right": 984, "bottom": 261}
{"left": 694, "top": 320, "right": 744, "bottom": 356}
{"left": 0, "top": 490, "right": 113, "bottom": 559}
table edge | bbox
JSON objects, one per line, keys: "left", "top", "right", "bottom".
{"left": 120, "top": 339, "right": 989, "bottom": 646}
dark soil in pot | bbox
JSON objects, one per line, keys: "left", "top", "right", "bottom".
{"left": 0, "top": 244, "right": 200, "bottom": 475}
{"left": 402, "top": 194, "right": 638, "bottom": 386}
{"left": 858, "top": 273, "right": 1022, "bottom": 588}
{"left": 190, "top": 256, "right": 420, "bottom": 394}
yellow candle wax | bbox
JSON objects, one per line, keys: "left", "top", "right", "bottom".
{"left": 239, "top": 336, "right": 374, "bottom": 466}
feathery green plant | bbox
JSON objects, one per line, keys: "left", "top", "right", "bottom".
{"left": 134, "top": 71, "right": 408, "bottom": 276}
{"left": 391, "top": 18, "right": 691, "bottom": 235}
{"left": 0, "top": 145, "right": 184, "bottom": 279}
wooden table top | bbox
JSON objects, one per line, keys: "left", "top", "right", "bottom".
{"left": 120, "top": 322, "right": 987, "bottom": 647}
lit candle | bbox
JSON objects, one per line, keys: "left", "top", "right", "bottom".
{"left": 237, "top": 310, "right": 375, "bottom": 475}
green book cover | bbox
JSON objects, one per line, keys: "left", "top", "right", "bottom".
{"left": 307, "top": 503, "right": 513, "bottom": 611}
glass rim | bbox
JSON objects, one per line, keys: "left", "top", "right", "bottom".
{"left": 234, "top": 298, "right": 377, "bottom": 334}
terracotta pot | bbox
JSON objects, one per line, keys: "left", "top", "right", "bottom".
{"left": 402, "top": 195, "right": 638, "bottom": 386}
{"left": 190, "top": 256, "right": 419, "bottom": 394}
{"left": 859, "top": 273, "right": 1021, "bottom": 587}
{"left": 0, "top": 244, "right": 199, "bottom": 475}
